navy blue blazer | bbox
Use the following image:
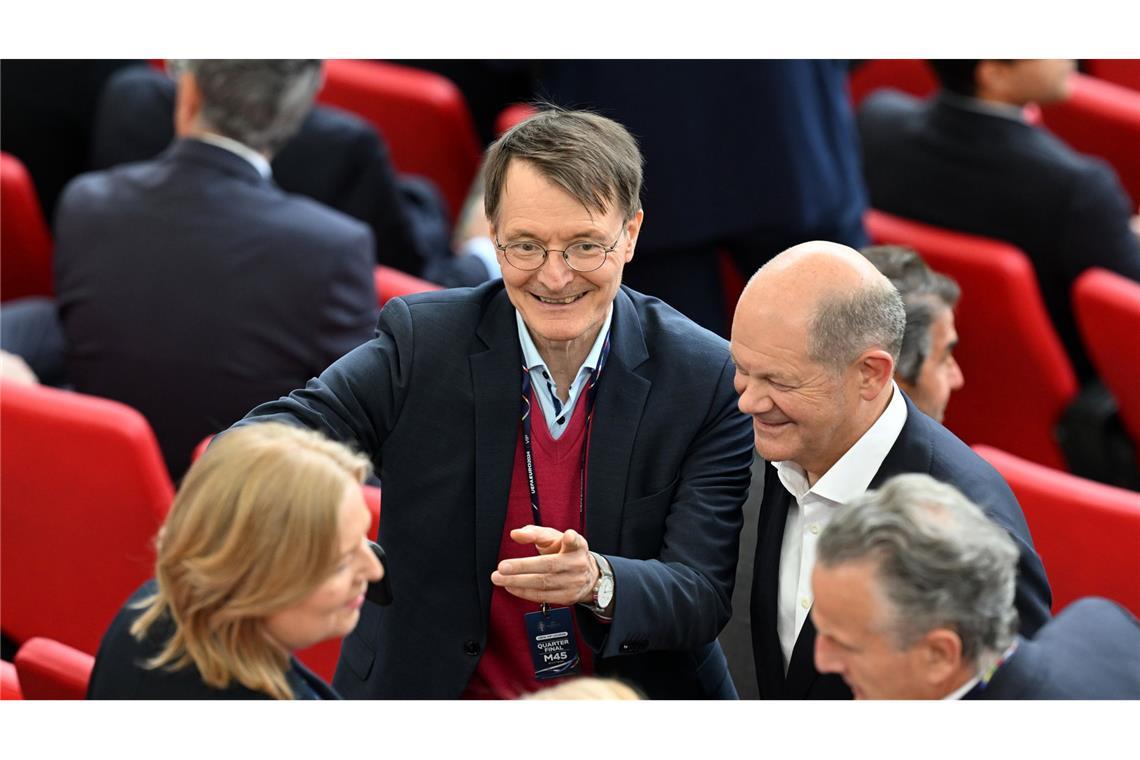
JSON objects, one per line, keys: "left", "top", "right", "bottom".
{"left": 88, "top": 65, "right": 441, "bottom": 277}
{"left": 88, "top": 581, "right": 339, "bottom": 700}
{"left": 55, "top": 138, "right": 378, "bottom": 478}
{"left": 968, "top": 598, "right": 1140, "bottom": 699}
{"left": 858, "top": 91, "right": 1140, "bottom": 381}
{"left": 234, "top": 282, "right": 755, "bottom": 699}
{"left": 750, "top": 393, "right": 1054, "bottom": 699}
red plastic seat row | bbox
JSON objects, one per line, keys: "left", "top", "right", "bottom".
{"left": 866, "top": 210, "right": 1078, "bottom": 470}
{"left": 1, "top": 660, "right": 21, "bottom": 700}
{"left": 13, "top": 638, "right": 95, "bottom": 700}
{"left": 1, "top": 151, "right": 54, "bottom": 302}
{"left": 976, "top": 445, "right": 1140, "bottom": 617}
{"left": 374, "top": 264, "right": 443, "bottom": 305}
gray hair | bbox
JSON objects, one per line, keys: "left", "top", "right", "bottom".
{"left": 817, "top": 473, "right": 1019, "bottom": 669}
{"left": 862, "top": 245, "right": 961, "bottom": 384}
{"left": 483, "top": 105, "right": 643, "bottom": 226}
{"left": 808, "top": 280, "right": 906, "bottom": 372}
{"left": 168, "top": 60, "right": 322, "bottom": 155}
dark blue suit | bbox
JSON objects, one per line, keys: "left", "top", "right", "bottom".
{"left": 750, "top": 394, "right": 1053, "bottom": 699}
{"left": 88, "top": 581, "right": 339, "bottom": 699}
{"left": 968, "top": 598, "right": 1140, "bottom": 699}
{"left": 234, "top": 282, "right": 755, "bottom": 699}
{"left": 539, "top": 60, "right": 869, "bottom": 335}
{"left": 55, "top": 138, "right": 378, "bottom": 478}
{"left": 859, "top": 91, "right": 1140, "bottom": 381}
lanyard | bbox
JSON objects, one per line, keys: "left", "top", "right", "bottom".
{"left": 519, "top": 332, "right": 612, "bottom": 537}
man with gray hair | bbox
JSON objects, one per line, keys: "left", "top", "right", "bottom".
{"left": 729, "top": 240, "right": 1051, "bottom": 699}
{"left": 813, "top": 473, "right": 1140, "bottom": 698}
{"left": 54, "top": 59, "right": 378, "bottom": 478}
{"left": 861, "top": 245, "right": 964, "bottom": 423}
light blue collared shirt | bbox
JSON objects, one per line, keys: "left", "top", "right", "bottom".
{"left": 516, "top": 306, "right": 613, "bottom": 440}
{"left": 197, "top": 133, "right": 273, "bottom": 179}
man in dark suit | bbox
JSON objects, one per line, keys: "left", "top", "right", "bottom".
{"left": 729, "top": 240, "right": 1052, "bottom": 699}
{"left": 88, "top": 63, "right": 448, "bottom": 278}
{"left": 812, "top": 473, "right": 1140, "bottom": 699}
{"left": 55, "top": 60, "right": 379, "bottom": 479}
{"left": 858, "top": 59, "right": 1140, "bottom": 381}
{"left": 538, "top": 60, "right": 869, "bottom": 336}
{"left": 232, "top": 108, "right": 755, "bottom": 699}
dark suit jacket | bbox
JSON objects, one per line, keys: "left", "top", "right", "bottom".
{"left": 55, "top": 138, "right": 378, "bottom": 478}
{"left": 88, "top": 65, "right": 443, "bottom": 277}
{"left": 969, "top": 598, "right": 1140, "bottom": 699}
{"left": 234, "top": 282, "right": 755, "bottom": 699}
{"left": 750, "top": 393, "right": 1054, "bottom": 699}
{"left": 859, "top": 91, "right": 1140, "bottom": 381}
{"left": 88, "top": 581, "right": 339, "bottom": 699}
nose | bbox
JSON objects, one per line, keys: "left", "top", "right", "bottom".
{"left": 814, "top": 634, "right": 842, "bottom": 676}
{"left": 361, "top": 540, "right": 384, "bottom": 583}
{"left": 735, "top": 378, "right": 774, "bottom": 416}
{"left": 536, "top": 251, "right": 576, "bottom": 292}
{"left": 948, "top": 356, "right": 965, "bottom": 390}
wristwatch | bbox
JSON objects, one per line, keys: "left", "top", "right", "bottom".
{"left": 589, "top": 551, "right": 615, "bottom": 613}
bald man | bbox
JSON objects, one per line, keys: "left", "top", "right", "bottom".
{"left": 729, "top": 241, "right": 1052, "bottom": 699}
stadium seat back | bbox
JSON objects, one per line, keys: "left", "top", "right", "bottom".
{"left": 975, "top": 445, "right": 1140, "bottom": 616}
{"left": 1, "top": 660, "right": 21, "bottom": 700}
{"left": 0, "top": 381, "right": 174, "bottom": 654}
{"left": 318, "top": 60, "right": 481, "bottom": 224}
{"left": 866, "top": 210, "right": 1078, "bottom": 469}
{"left": 1041, "top": 72, "right": 1140, "bottom": 205}
{"left": 1073, "top": 268, "right": 1140, "bottom": 448}
{"left": 848, "top": 59, "right": 937, "bottom": 107}
{"left": 374, "top": 265, "right": 443, "bottom": 306}
{"left": 0, "top": 152, "right": 54, "bottom": 302}
{"left": 14, "top": 637, "right": 96, "bottom": 700}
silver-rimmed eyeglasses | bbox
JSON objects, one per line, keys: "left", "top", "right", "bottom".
{"left": 495, "top": 228, "right": 625, "bottom": 273}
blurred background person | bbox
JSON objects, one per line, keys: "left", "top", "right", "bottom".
{"left": 859, "top": 59, "right": 1140, "bottom": 382}
{"left": 813, "top": 473, "right": 1140, "bottom": 699}
{"left": 51, "top": 59, "right": 379, "bottom": 479}
{"left": 87, "top": 422, "right": 383, "bottom": 699}
{"left": 861, "top": 244, "right": 964, "bottom": 422}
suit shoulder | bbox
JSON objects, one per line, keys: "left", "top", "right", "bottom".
{"left": 271, "top": 190, "right": 372, "bottom": 244}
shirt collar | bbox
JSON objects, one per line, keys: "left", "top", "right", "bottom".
{"left": 196, "top": 133, "right": 273, "bottom": 179}
{"left": 943, "top": 673, "right": 983, "bottom": 701}
{"left": 938, "top": 90, "right": 1028, "bottom": 124}
{"left": 773, "top": 383, "right": 908, "bottom": 503}
{"left": 516, "top": 305, "right": 613, "bottom": 378}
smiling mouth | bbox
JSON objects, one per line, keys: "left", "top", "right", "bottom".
{"left": 533, "top": 292, "right": 587, "bottom": 305}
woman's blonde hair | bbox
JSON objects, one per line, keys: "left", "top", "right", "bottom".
{"left": 525, "top": 677, "right": 644, "bottom": 701}
{"left": 130, "top": 422, "right": 371, "bottom": 699}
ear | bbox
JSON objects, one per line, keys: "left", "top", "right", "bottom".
{"left": 975, "top": 60, "right": 1016, "bottom": 104}
{"left": 173, "top": 72, "right": 203, "bottom": 137}
{"left": 917, "top": 628, "right": 965, "bottom": 688}
{"left": 622, "top": 209, "right": 644, "bottom": 264}
{"left": 855, "top": 349, "right": 895, "bottom": 400}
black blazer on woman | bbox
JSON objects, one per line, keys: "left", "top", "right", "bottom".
{"left": 87, "top": 581, "right": 339, "bottom": 700}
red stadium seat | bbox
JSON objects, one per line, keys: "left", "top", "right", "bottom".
{"left": 374, "top": 264, "right": 443, "bottom": 305}
{"left": 1, "top": 660, "right": 21, "bottom": 700}
{"left": 1, "top": 152, "right": 54, "bottom": 302}
{"left": 1084, "top": 59, "right": 1140, "bottom": 93}
{"left": 0, "top": 381, "right": 174, "bottom": 655}
{"left": 14, "top": 638, "right": 95, "bottom": 700}
{"left": 847, "top": 59, "right": 937, "bottom": 107}
{"left": 495, "top": 103, "right": 538, "bottom": 137}
{"left": 866, "top": 210, "right": 1079, "bottom": 469}
{"left": 1041, "top": 72, "right": 1140, "bottom": 205}
{"left": 975, "top": 445, "right": 1140, "bottom": 616}
{"left": 1073, "top": 268, "right": 1140, "bottom": 451}
{"left": 318, "top": 60, "right": 481, "bottom": 224}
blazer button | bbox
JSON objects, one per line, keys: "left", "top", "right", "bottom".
{"left": 463, "top": 640, "right": 481, "bottom": 656}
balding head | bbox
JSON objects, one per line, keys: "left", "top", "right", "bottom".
{"left": 730, "top": 241, "right": 906, "bottom": 481}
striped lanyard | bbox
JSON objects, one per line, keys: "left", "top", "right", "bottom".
{"left": 519, "top": 332, "right": 612, "bottom": 536}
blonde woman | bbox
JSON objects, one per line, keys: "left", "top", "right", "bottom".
{"left": 87, "top": 423, "right": 383, "bottom": 699}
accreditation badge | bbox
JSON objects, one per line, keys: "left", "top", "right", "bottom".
{"left": 524, "top": 606, "right": 581, "bottom": 680}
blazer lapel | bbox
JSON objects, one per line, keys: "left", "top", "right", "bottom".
{"left": 751, "top": 460, "right": 793, "bottom": 698}
{"left": 470, "top": 291, "right": 524, "bottom": 623}
{"left": 585, "top": 289, "right": 650, "bottom": 556}
{"left": 869, "top": 393, "right": 929, "bottom": 489}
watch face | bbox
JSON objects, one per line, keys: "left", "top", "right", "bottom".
{"left": 596, "top": 576, "right": 614, "bottom": 609}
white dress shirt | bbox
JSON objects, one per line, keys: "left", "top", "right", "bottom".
{"left": 516, "top": 306, "right": 613, "bottom": 439}
{"left": 773, "top": 383, "right": 908, "bottom": 672}
{"left": 196, "top": 132, "right": 273, "bottom": 179}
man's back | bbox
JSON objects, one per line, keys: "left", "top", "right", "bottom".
{"left": 55, "top": 139, "right": 378, "bottom": 478}
{"left": 858, "top": 90, "right": 1140, "bottom": 380}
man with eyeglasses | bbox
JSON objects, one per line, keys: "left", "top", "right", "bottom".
{"left": 233, "top": 108, "right": 754, "bottom": 700}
